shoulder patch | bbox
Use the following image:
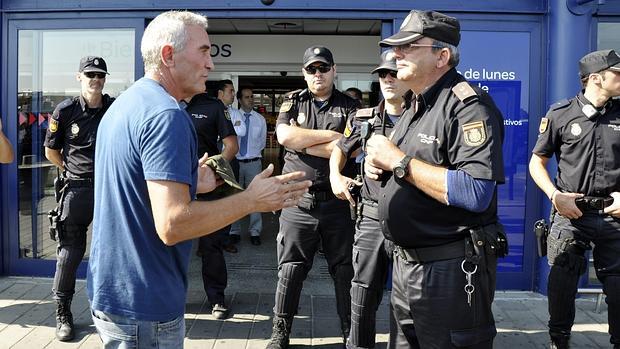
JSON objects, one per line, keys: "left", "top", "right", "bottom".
{"left": 224, "top": 109, "right": 231, "bottom": 121}
{"left": 550, "top": 99, "right": 570, "bottom": 111}
{"left": 280, "top": 101, "right": 293, "bottom": 113}
{"left": 462, "top": 120, "right": 487, "bottom": 147}
{"left": 49, "top": 118, "right": 59, "bottom": 133}
{"left": 284, "top": 89, "right": 303, "bottom": 99}
{"left": 355, "top": 108, "right": 374, "bottom": 119}
{"left": 452, "top": 82, "right": 478, "bottom": 104}
{"left": 538, "top": 117, "right": 549, "bottom": 134}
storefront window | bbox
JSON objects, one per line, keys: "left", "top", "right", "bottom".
{"left": 16, "top": 29, "right": 134, "bottom": 260}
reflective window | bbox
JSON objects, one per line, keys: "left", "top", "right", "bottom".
{"left": 598, "top": 23, "right": 620, "bottom": 51}
{"left": 16, "top": 29, "right": 134, "bottom": 260}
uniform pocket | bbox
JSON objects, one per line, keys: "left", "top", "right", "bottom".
{"left": 450, "top": 323, "right": 496, "bottom": 347}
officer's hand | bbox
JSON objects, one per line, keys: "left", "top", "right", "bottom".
{"left": 245, "top": 164, "right": 312, "bottom": 212}
{"left": 196, "top": 152, "right": 223, "bottom": 194}
{"left": 553, "top": 191, "right": 584, "bottom": 219}
{"left": 289, "top": 119, "right": 298, "bottom": 127}
{"left": 603, "top": 192, "right": 620, "bottom": 218}
{"left": 363, "top": 162, "right": 383, "bottom": 180}
{"left": 365, "top": 134, "right": 403, "bottom": 171}
{"left": 330, "top": 173, "right": 360, "bottom": 206}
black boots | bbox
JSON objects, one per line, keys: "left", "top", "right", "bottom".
{"left": 266, "top": 316, "right": 293, "bottom": 349}
{"left": 55, "top": 298, "right": 75, "bottom": 342}
{"left": 549, "top": 336, "right": 569, "bottom": 349}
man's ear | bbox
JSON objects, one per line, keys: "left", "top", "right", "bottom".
{"left": 436, "top": 49, "right": 450, "bottom": 69}
{"left": 161, "top": 44, "right": 175, "bottom": 68}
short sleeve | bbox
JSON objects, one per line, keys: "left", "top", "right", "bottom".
{"left": 44, "top": 104, "right": 66, "bottom": 149}
{"left": 531, "top": 112, "right": 558, "bottom": 158}
{"left": 447, "top": 100, "right": 505, "bottom": 182}
{"left": 216, "top": 104, "right": 237, "bottom": 139}
{"left": 139, "top": 109, "right": 196, "bottom": 186}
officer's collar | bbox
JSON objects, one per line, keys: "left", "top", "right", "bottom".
{"left": 415, "top": 68, "right": 459, "bottom": 111}
{"left": 309, "top": 85, "right": 337, "bottom": 107}
{"left": 79, "top": 94, "right": 108, "bottom": 112}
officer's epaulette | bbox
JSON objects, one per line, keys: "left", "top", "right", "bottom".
{"left": 55, "top": 98, "right": 75, "bottom": 113}
{"left": 452, "top": 82, "right": 479, "bottom": 104}
{"left": 355, "top": 107, "right": 375, "bottom": 119}
{"left": 550, "top": 98, "right": 570, "bottom": 111}
{"left": 284, "top": 89, "right": 304, "bottom": 100}
{"left": 280, "top": 89, "right": 305, "bottom": 113}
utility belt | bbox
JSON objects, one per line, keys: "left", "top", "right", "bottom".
{"left": 297, "top": 190, "right": 336, "bottom": 210}
{"left": 358, "top": 199, "right": 379, "bottom": 220}
{"left": 575, "top": 195, "right": 614, "bottom": 211}
{"left": 65, "top": 177, "right": 94, "bottom": 188}
{"left": 238, "top": 157, "right": 261, "bottom": 163}
{"left": 395, "top": 222, "right": 508, "bottom": 264}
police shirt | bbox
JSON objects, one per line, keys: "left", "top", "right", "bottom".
{"left": 277, "top": 87, "right": 358, "bottom": 191}
{"left": 379, "top": 68, "right": 505, "bottom": 247}
{"left": 532, "top": 92, "right": 620, "bottom": 196}
{"left": 336, "top": 100, "right": 397, "bottom": 201}
{"left": 44, "top": 94, "right": 114, "bottom": 179}
{"left": 186, "top": 93, "right": 236, "bottom": 157}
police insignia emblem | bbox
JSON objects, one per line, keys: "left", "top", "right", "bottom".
{"left": 224, "top": 109, "right": 231, "bottom": 120}
{"left": 314, "top": 48, "right": 321, "bottom": 55}
{"left": 297, "top": 113, "right": 306, "bottom": 124}
{"left": 539, "top": 117, "right": 549, "bottom": 134}
{"left": 94, "top": 59, "right": 99, "bottom": 65}
{"left": 49, "top": 118, "right": 58, "bottom": 133}
{"left": 71, "top": 123, "right": 79, "bottom": 136}
{"left": 280, "top": 101, "right": 292, "bottom": 112}
{"left": 462, "top": 121, "right": 486, "bottom": 146}
{"left": 343, "top": 120, "right": 352, "bottom": 138}
{"left": 570, "top": 123, "right": 582, "bottom": 136}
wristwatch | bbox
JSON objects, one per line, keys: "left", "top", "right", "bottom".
{"left": 393, "top": 155, "right": 412, "bottom": 179}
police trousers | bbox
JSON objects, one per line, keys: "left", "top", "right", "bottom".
{"left": 275, "top": 199, "right": 354, "bottom": 327}
{"left": 391, "top": 248, "right": 497, "bottom": 348}
{"left": 52, "top": 183, "right": 93, "bottom": 300}
{"left": 547, "top": 212, "right": 620, "bottom": 345}
{"left": 347, "top": 213, "right": 390, "bottom": 349}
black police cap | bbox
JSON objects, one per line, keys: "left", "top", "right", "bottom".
{"left": 303, "top": 46, "right": 334, "bottom": 68}
{"left": 79, "top": 56, "right": 109, "bottom": 74}
{"left": 579, "top": 49, "right": 620, "bottom": 78}
{"left": 371, "top": 49, "right": 398, "bottom": 74}
{"left": 379, "top": 10, "right": 460, "bottom": 47}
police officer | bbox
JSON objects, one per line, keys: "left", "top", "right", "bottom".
{"left": 529, "top": 49, "right": 620, "bottom": 349}
{"left": 44, "top": 56, "right": 114, "bottom": 341}
{"left": 185, "top": 89, "right": 239, "bottom": 319}
{"left": 365, "top": 10, "right": 506, "bottom": 348}
{"left": 266, "top": 46, "right": 358, "bottom": 349}
{"left": 330, "top": 49, "right": 408, "bottom": 349}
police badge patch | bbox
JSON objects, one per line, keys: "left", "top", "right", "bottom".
{"left": 539, "top": 117, "right": 549, "bottom": 134}
{"left": 49, "top": 118, "right": 59, "bottom": 133}
{"left": 280, "top": 101, "right": 292, "bottom": 112}
{"left": 343, "top": 119, "right": 353, "bottom": 138}
{"left": 462, "top": 121, "right": 486, "bottom": 146}
{"left": 71, "top": 123, "right": 80, "bottom": 136}
{"left": 297, "top": 113, "right": 306, "bottom": 124}
{"left": 224, "top": 109, "right": 231, "bottom": 121}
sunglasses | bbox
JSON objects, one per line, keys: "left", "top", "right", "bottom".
{"left": 378, "top": 70, "right": 398, "bottom": 79}
{"left": 84, "top": 72, "right": 106, "bottom": 79}
{"left": 304, "top": 64, "right": 332, "bottom": 74}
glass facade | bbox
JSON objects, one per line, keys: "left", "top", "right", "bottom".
{"left": 16, "top": 29, "right": 134, "bottom": 260}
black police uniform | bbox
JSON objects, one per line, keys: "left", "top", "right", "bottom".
{"left": 379, "top": 68, "right": 505, "bottom": 349}
{"left": 532, "top": 93, "right": 620, "bottom": 346}
{"left": 185, "top": 93, "right": 237, "bottom": 307}
{"left": 44, "top": 94, "right": 114, "bottom": 301}
{"left": 275, "top": 87, "right": 358, "bottom": 336}
{"left": 336, "top": 101, "right": 397, "bottom": 348}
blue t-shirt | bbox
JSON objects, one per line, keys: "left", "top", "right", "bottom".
{"left": 88, "top": 77, "right": 198, "bottom": 321}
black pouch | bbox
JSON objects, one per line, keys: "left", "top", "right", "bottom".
{"left": 534, "top": 219, "right": 548, "bottom": 257}
{"left": 47, "top": 207, "right": 61, "bottom": 241}
{"left": 297, "top": 193, "right": 316, "bottom": 211}
{"left": 53, "top": 176, "right": 65, "bottom": 203}
{"left": 475, "top": 223, "right": 509, "bottom": 258}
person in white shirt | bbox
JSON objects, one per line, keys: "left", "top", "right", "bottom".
{"left": 229, "top": 87, "right": 267, "bottom": 246}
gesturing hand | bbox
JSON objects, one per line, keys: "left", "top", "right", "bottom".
{"left": 245, "top": 164, "right": 312, "bottom": 212}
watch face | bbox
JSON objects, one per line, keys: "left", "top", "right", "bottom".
{"left": 394, "top": 167, "right": 405, "bottom": 178}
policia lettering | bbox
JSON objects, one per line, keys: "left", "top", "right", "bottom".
{"left": 530, "top": 49, "right": 620, "bottom": 348}
{"left": 43, "top": 56, "right": 114, "bottom": 342}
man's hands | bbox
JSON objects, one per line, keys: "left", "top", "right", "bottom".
{"left": 604, "top": 192, "right": 620, "bottom": 218}
{"left": 552, "top": 191, "right": 584, "bottom": 219}
{"left": 364, "top": 134, "right": 404, "bottom": 180}
{"left": 197, "top": 153, "right": 223, "bottom": 194}
{"left": 245, "top": 164, "right": 312, "bottom": 212}
{"left": 330, "top": 173, "right": 362, "bottom": 206}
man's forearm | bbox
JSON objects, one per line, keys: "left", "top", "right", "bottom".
{"left": 405, "top": 158, "right": 448, "bottom": 203}
{"left": 329, "top": 146, "right": 348, "bottom": 174}
{"left": 528, "top": 154, "right": 556, "bottom": 199}
{"left": 277, "top": 124, "right": 341, "bottom": 150}
{"left": 45, "top": 148, "right": 64, "bottom": 170}
{"left": 0, "top": 133, "right": 14, "bottom": 163}
{"left": 306, "top": 139, "right": 339, "bottom": 159}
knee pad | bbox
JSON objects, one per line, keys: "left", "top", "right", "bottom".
{"left": 349, "top": 286, "right": 378, "bottom": 347}
{"left": 275, "top": 263, "right": 306, "bottom": 316}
